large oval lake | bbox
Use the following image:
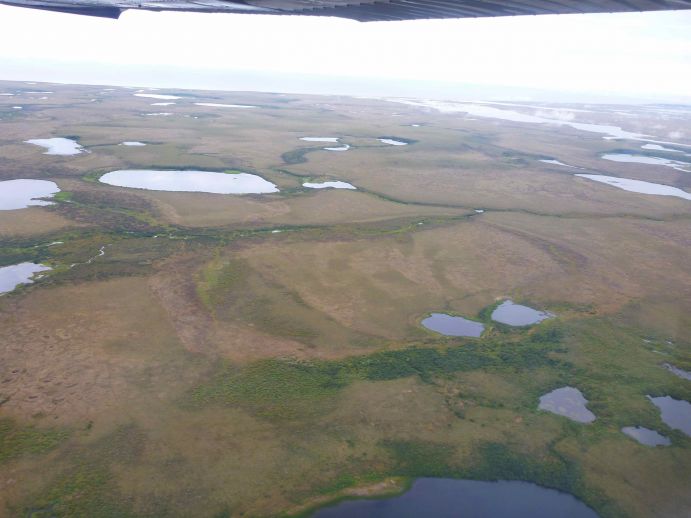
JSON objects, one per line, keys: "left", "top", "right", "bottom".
{"left": 312, "top": 478, "right": 598, "bottom": 518}
{"left": 99, "top": 170, "right": 279, "bottom": 194}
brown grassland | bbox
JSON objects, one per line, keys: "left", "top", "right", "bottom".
{"left": 0, "top": 81, "right": 690, "bottom": 517}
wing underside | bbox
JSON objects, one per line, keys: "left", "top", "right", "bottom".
{"left": 2, "top": 0, "right": 690, "bottom": 21}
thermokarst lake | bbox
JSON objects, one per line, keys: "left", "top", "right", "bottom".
{"left": 421, "top": 313, "right": 485, "bottom": 337}
{"left": 621, "top": 427, "right": 671, "bottom": 447}
{"left": 98, "top": 170, "right": 279, "bottom": 194}
{"left": 575, "top": 174, "right": 691, "bottom": 201}
{"left": 24, "top": 137, "right": 85, "bottom": 155}
{"left": 491, "top": 300, "right": 553, "bottom": 326}
{"left": 538, "top": 387, "right": 596, "bottom": 423}
{"left": 0, "top": 179, "right": 60, "bottom": 209}
{"left": 601, "top": 153, "right": 691, "bottom": 172}
{"left": 311, "top": 478, "right": 598, "bottom": 518}
{"left": 303, "top": 181, "right": 356, "bottom": 190}
{"left": 648, "top": 396, "right": 691, "bottom": 436}
{"left": 0, "top": 262, "right": 51, "bottom": 295}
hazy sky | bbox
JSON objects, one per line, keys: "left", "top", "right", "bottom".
{"left": 0, "top": 5, "right": 690, "bottom": 100}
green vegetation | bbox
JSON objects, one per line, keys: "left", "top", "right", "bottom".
{"left": 0, "top": 418, "right": 68, "bottom": 464}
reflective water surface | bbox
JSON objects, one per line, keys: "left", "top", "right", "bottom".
{"left": 576, "top": 174, "right": 691, "bottom": 201}
{"left": 312, "top": 478, "right": 599, "bottom": 518}
{"left": 0, "top": 179, "right": 60, "bottom": 210}
{"left": 621, "top": 426, "right": 670, "bottom": 447}
{"left": 421, "top": 313, "right": 485, "bottom": 337}
{"left": 25, "top": 137, "right": 84, "bottom": 155}
{"left": 303, "top": 181, "right": 356, "bottom": 190}
{"left": 538, "top": 387, "right": 596, "bottom": 423}
{"left": 491, "top": 300, "right": 552, "bottom": 326}
{"left": 99, "top": 170, "right": 279, "bottom": 194}
{"left": 0, "top": 262, "right": 51, "bottom": 295}
{"left": 648, "top": 396, "right": 691, "bottom": 436}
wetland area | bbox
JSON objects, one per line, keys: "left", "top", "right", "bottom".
{"left": 0, "top": 80, "right": 689, "bottom": 518}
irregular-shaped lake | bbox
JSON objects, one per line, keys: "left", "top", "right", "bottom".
{"left": 641, "top": 144, "right": 683, "bottom": 153}
{"left": 99, "top": 170, "right": 279, "bottom": 194}
{"left": 25, "top": 137, "right": 84, "bottom": 155}
{"left": 0, "top": 262, "right": 51, "bottom": 295}
{"left": 379, "top": 138, "right": 408, "bottom": 146}
{"left": 648, "top": 396, "right": 691, "bottom": 436}
{"left": 134, "top": 93, "right": 180, "bottom": 100}
{"left": 621, "top": 426, "right": 670, "bottom": 447}
{"left": 300, "top": 137, "right": 340, "bottom": 142}
{"left": 576, "top": 174, "right": 691, "bottom": 201}
{"left": 303, "top": 181, "right": 356, "bottom": 190}
{"left": 663, "top": 363, "right": 691, "bottom": 381}
{"left": 0, "top": 179, "right": 60, "bottom": 210}
{"left": 194, "top": 102, "right": 256, "bottom": 108}
{"left": 491, "top": 300, "right": 552, "bottom": 326}
{"left": 421, "top": 313, "right": 484, "bottom": 337}
{"left": 538, "top": 386, "right": 596, "bottom": 423}
{"left": 602, "top": 153, "right": 691, "bottom": 172}
{"left": 312, "top": 478, "right": 598, "bottom": 518}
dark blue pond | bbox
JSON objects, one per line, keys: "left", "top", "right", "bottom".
{"left": 421, "top": 313, "right": 485, "bottom": 337}
{"left": 312, "top": 478, "right": 598, "bottom": 518}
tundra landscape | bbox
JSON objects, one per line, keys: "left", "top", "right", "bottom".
{"left": 0, "top": 80, "right": 690, "bottom": 517}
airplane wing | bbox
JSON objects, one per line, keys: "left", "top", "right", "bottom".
{"left": 1, "top": 0, "right": 690, "bottom": 21}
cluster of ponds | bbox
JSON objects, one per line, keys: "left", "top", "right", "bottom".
{"left": 421, "top": 300, "right": 551, "bottom": 338}
{"left": 298, "top": 136, "right": 409, "bottom": 151}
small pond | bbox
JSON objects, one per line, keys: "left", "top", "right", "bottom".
{"left": 25, "top": 137, "right": 84, "bottom": 155}
{"left": 311, "top": 478, "right": 598, "bottom": 518}
{"left": 621, "top": 426, "right": 670, "bottom": 447}
{"left": 300, "top": 137, "right": 340, "bottom": 142}
{"left": 648, "top": 396, "right": 691, "bottom": 436}
{"left": 538, "top": 386, "right": 595, "bottom": 423}
{"left": 0, "top": 179, "right": 60, "bottom": 210}
{"left": 151, "top": 102, "right": 176, "bottom": 106}
{"left": 539, "top": 159, "right": 577, "bottom": 168}
{"left": 491, "top": 300, "right": 552, "bottom": 326}
{"left": 641, "top": 144, "right": 683, "bottom": 153}
{"left": 99, "top": 170, "right": 279, "bottom": 194}
{"left": 120, "top": 141, "right": 146, "bottom": 146}
{"left": 0, "top": 262, "right": 51, "bottom": 295}
{"left": 325, "top": 144, "right": 350, "bottom": 151}
{"left": 421, "top": 313, "right": 484, "bottom": 337}
{"left": 303, "top": 181, "right": 356, "bottom": 190}
{"left": 602, "top": 153, "right": 690, "bottom": 172}
{"left": 379, "top": 138, "right": 408, "bottom": 146}
{"left": 576, "top": 174, "right": 691, "bottom": 201}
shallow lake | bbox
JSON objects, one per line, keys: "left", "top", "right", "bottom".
{"left": 379, "top": 138, "right": 408, "bottom": 146}
{"left": 641, "top": 144, "right": 683, "bottom": 153}
{"left": 648, "top": 396, "right": 691, "bottom": 436}
{"left": 0, "top": 179, "right": 60, "bottom": 210}
{"left": 621, "top": 426, "right": 670, "bottom": 446}
{"left": 0, "top": 262, "right": 51, "bottom": 295}
{"left": 312, "top": 478, "right": 598, "bottom": 518}
{"left": 303, "top": 181, "right": 356, "bottom": 190}
{"left": 25, "top": 137, "right": 84, "bottom": 155}
{"left": 300, "top": 137, "right": 340, "bottom": 142}
{"left": 99, "top": 170, "right": 279, "bottom": 194}
{"left": 491, "top": 300, "right": 552, "bottom": 326}
{"left": 134, "top": 93, "right": 180, "bottom": 100}
{"left": 539, "top": 159, "right": 577, "bottom": 168}
{"left": 538, "top": 387, "right": 596, "bottom": 423}
{"left": 194, "top": 102, "right": 256, "bottom": 108}
{"left": 324, "top": 145, "right": 350, "bottom": 151}
{"left": 602, "top": 153, "right": 690, "bottom": 172}
{"left": 121, "top": 141, "right": 146, "bottom": 146}
{"left": 421, "top": 313, "right": 484, "bottom": 337}
{"left": 575, "top": 174, "right": 691, "bottom": 201}
{"left": 663, "top": 363, "right": 691, "bottom": 381}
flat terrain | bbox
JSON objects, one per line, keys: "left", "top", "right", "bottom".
{"left": 0, "top": 81, "right": 690, "bottom": 517}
